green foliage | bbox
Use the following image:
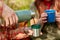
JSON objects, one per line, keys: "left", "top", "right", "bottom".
{"left": 4, "top": 0, "right": 33, "bottom": 10}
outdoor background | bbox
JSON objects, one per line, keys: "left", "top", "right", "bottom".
{"left": 4, "top": 0, "right": 34, "bottom": 10}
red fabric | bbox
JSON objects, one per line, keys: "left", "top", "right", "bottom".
{"left": 43, "top": 0, "right": 52, "bottom": 9}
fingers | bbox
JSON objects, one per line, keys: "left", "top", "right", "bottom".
{"left": 9, "top": 14, "right": 16, "bottom": 26}
{"left": 4, "top": 17, "right": 9, "bottom": 26}
{"left": 10, "top": 14, "right": 18, "bottom": 25}
{"left": 13, "top": 14, "right": 18, "bottom": 24}
{"left": 40, "top": 18, "right": 47, "bottom": 24}
{"left": 16, "top": 33, "right": 27, "bottom": 39}
{"left": 41, "top": 13, "right": 47, "bottom": 18}
{"left": 41, "top": 18, "right": 47, "bottom": 21}
{"left": 2, "top": 17, "right": 12, "bottom": 27}
{"left": 56, "top": 12, "right": 60, "bottom": 23}
{"left": 9, "top": 14, "right": 18, "bottom": 26}
{"left": 41, "top": 13, "right": 47, "bottom": 22}
{"left": 40, "top": 13, "right": 47, "bottom": 24}
{"left": 42, "top": 21, "right": 47, "bottom": 23}
{"left": 8, "top": 16, "right": 13, "bottom": 26}
{"left": 28, "top": 30, "right": 33, "bottom": 36}
{"left": 56, "top": 13, "right": 60, "bottom": 18}
{"left": 56, "top": 18, "right": 60, "bottom": 23}
{"left": 1, "top": 13, "right": 18, "bottom": 27}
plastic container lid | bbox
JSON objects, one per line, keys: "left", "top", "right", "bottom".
{"left": 45, "top": 9, "right": 55, "bottom": 13}
{"left": 31, "top": 24, "right": 41, "bottom": 29}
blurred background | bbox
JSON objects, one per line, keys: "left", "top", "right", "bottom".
{"left": 4, "top": 0, "right": 34, "bottom": 10}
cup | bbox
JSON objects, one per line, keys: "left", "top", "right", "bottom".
{"left": 45, "top": 9, "right": 56, "bottom": 23}
{"left": 31, "top": 24, "right": 41, "bottom": 37}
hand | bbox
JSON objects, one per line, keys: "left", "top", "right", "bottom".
{"left": 56, "top": 12, "right": 60, "bottom": 28}
{"left": 39, "top": 13, "right": 47, "bottom": 25}
{"left": 27, "top": 30, "right": 33, "bottom": 36}
{"left": 1, "top": 4, "right": 18, "bottom": 27}
{"left": 14, "top": 29, "right": 33, "bottom": 39}
{"left": 15, "top": 33, "right": 28, "bottom": 39}
{"left": 56, "top": 12, "right": 60, "bottom": 24}
{"left": 24, "top": 27, "right": 33, "bottom": 36}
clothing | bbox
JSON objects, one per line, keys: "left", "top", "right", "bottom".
{"left": 30, "top": 2, "right": 60, "bottom": 40}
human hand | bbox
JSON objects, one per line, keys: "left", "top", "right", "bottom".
{"left": 56, "top": 12, "right": 60, "bottom": 28}
{"left": 27, "top": 30, "right": 33, "bottom": 36}
{"left": 1, "top": 4, "right": 18, "bottom": 27}
{"left": 38, "top": 13, "right": 47, "bottom": 25}
{"left": 15, "top": 33, "right": 28, "bottom": 39}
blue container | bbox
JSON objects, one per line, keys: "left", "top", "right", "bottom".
{"left": 45, "top": 9, "right": 56, "bottom": 23}
{"left": 15, "top": 10, "right": 35, "bottom": 22}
